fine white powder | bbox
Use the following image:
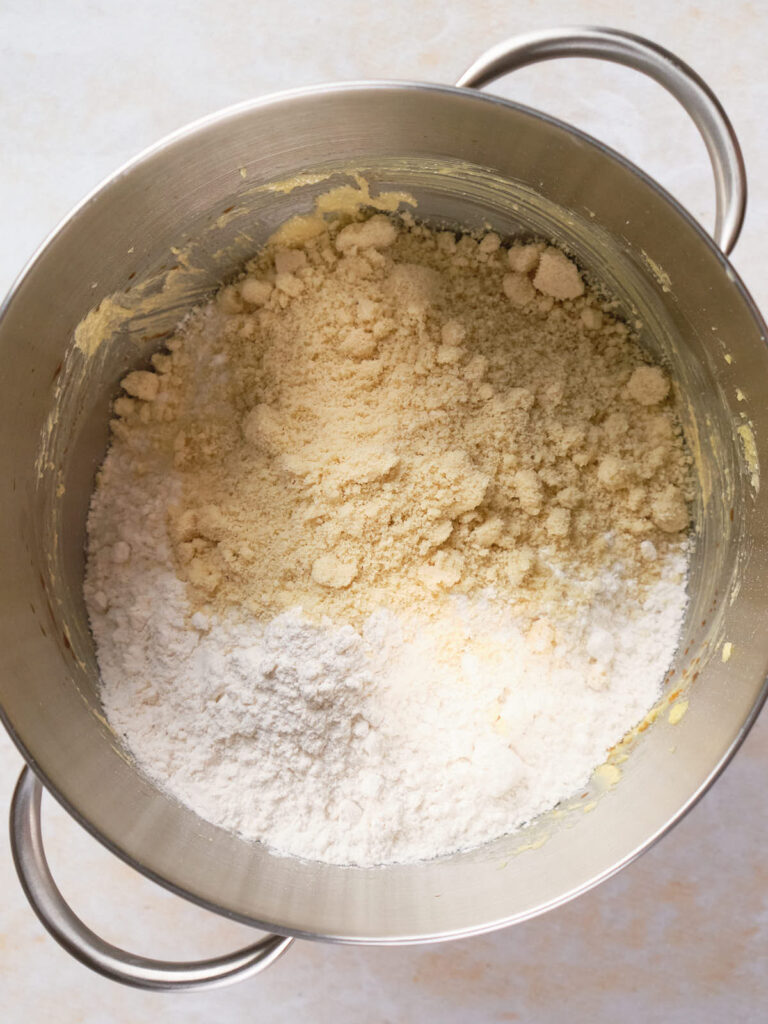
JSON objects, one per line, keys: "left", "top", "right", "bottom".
{"left": 86, "top": 452, "right": 688, "bottom": 867}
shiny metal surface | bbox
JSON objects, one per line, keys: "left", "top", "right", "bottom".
{"left": 10, "top": 768, "right": 293, "bottom": 990}
{"left": 1, "top": 26, "right": 767, "bottom": 964}
{"left": 457, "top": 26, "right": 747, "bottom": 254}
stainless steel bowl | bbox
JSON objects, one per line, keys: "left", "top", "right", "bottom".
{"left": 2, "top": 27, "right": 767, "bottom": 991}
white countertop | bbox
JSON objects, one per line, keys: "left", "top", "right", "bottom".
{"left": 2, "top": 2, "right": 767, "bottom": 1020}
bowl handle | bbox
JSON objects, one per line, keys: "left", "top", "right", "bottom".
{"left": 456, "top": 26, "right": 747, "bottom": 255}
{"left": 9, "top": 766, "right": 294, "bottom": 991}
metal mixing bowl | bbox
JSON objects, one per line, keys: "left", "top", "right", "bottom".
{"left": 1, "top": 27, "right": 766, "bottom": 990}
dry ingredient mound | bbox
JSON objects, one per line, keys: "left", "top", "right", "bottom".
{"left": 86, "top": 210, "right": 692, "bottom": 867}
{"left": 111, "top": 214, "right": 690, "bottom": 627}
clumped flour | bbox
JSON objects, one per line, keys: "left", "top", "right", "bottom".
{"left": 86, "top": 213, "right": 691, "bottom": 866}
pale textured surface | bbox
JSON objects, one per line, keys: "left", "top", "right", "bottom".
{"left": 86, "top": 220, "right": 690, "bottom": 866}
{"left": 1, "top": 0, "right": 767, "bottom": 1019}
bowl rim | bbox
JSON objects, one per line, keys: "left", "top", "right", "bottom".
{"left": 2, "top": 76, "right": 768, "bottom": 945}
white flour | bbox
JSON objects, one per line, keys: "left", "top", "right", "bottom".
{"left": 86, "top": 451, "right": 688, "bottom": 866}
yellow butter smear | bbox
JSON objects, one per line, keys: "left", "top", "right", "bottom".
{"left": 268, "top": 173, "right": 416, "bottom": 247}
{"left": 73, "top": 249, "right": 208, "bottom": 359}
{"left": 74, "top": 300, "right": 133, "bottom": 358}
{"left": 737, "top": 422, "right": 760, "bottom": 492}
{"left": 640, "top": 250, "right": 672, "bottom": 293}
{"left": 668, "top": 699, "right": 689, "bottom": 725}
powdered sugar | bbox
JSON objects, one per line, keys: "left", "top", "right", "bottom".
{"left": 86, "top": 449, "right": 688, "bottom": 867}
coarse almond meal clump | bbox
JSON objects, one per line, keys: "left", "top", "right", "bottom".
{"left": 110, "top": 214, "right": 692, "bottom": 628}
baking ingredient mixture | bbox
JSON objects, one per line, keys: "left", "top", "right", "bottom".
{"left": 85, "top": 211, "right": 691, "bottom": 866}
